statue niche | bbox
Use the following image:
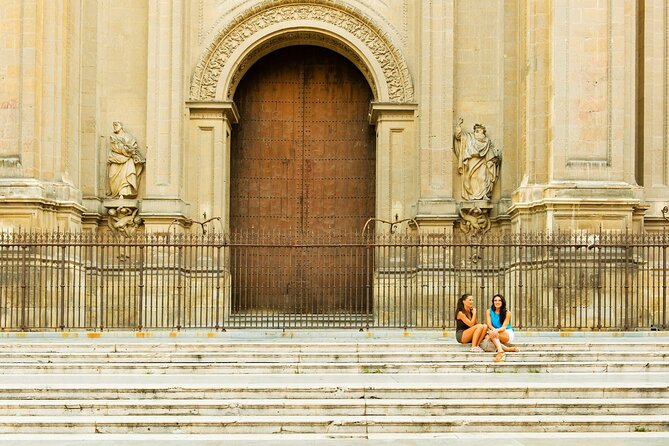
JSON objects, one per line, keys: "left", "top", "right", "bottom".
{"left": 453, "top": 118, "right": 502, "bottom": 234}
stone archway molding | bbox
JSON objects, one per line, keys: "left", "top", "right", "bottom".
{"left": 189, "top": 0, "right": 414, "bottom": 103}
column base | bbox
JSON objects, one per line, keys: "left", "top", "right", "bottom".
{"left": 510, "top": 183, "right": 645, "bottom": 232}
{"left": 0, "top": 179, "right": 84, "bottom": 231}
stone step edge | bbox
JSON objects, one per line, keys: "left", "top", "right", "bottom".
{"left": 0, "top": 350, "right": 665, "bottom": 357}
{"left": 0, "top": 397, "right": 666, "bottom": 407}
{"left": 0, "top": 431, "right": 667, "bottom": 441}
{"left": 1, "top": 382, "right": 665, "bottom": 390}
{"left": 0, "top": 414, "right": 667, "bottom": 424}
{"left": 0, "top": 361, "right": 665, "bottom": 368}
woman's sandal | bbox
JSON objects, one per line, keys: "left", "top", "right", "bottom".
{"left": 470, "top": 346, "right": 484, "bottom": 353}
{"left": 494, "top": 351, "right": 506, "bottom": 362}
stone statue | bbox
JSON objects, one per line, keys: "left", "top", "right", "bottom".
{"left": 108, "top": 122, "right": 145, "bottom": 199}
{"left": 453, "top": 118, "right": 502, "bottom": 201}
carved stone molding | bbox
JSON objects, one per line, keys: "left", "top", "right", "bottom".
{"left": 225, "top": 31, "right": 377, "bottom": 101}
{"left": 190, "top": 0, "right": 413, "bottom": 103}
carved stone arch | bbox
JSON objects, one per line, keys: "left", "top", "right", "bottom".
{"left": 189, "top": 0, "right": 413, "bottom": 103}
{"left": 225, "top": 30, "right": 378, "bottom": 102}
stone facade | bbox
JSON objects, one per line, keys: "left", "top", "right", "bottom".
{"left": 0, "top": 0, "right": 664, "bottom": 234}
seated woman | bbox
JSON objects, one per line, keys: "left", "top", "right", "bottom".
{"left": 485, "top": 293, "right": 519, "bottom": 362}
{"left": 455, "top": 293, "right": 488, "bottom": 352}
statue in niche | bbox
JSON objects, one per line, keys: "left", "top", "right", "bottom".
{"left": 107, "top": 121, "right": 145, "bottom": 199}
{"left": 453, "top": 118, "right": 502, "bottom": 201}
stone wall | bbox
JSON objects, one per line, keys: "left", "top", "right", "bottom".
{"left": 0, "top": 0, "right": 663, "bottom": 234}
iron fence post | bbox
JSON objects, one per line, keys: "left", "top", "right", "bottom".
{"left": 138, "top": 243, "right": 144, "bottom": 331}
{"left": 20, "top": 244, "right": 27, "bottom": 331}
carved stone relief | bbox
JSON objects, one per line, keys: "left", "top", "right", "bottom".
{"left": 190, "top": 0, "right": 413, "bottom": 103}
{"left": 226, "top": 31, "right": 377, "bottom": 100}
{"left": 107, "top": 205, "right": 143, "bottom": 238}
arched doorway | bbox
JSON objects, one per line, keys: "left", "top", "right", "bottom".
{"left": 230, "top": 45, "right": 375, "bottom": 316}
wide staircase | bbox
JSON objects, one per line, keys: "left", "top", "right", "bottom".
{"left": 0, "top": 331, "right": 667, "bottom": 445}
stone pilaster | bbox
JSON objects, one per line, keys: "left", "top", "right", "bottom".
{"left": 511, "top": 0, "right": 643, "bottom": 232}
{"left": 415, "top": 0, "right": 457, "bottom": 230}
{"left": 0, "top": 0, "right": 84, "bottom": 232}
{"left": 142, "top": 0, "right": 188, "bottom": 231}
{"left": 369, "top": 103, "right": 418, "bottom": 232}
{"left": 643, "top": 0, "right": 669, "bottom": 232}
{"left": 185, "top": 102, "right": 239, "bottom": 233}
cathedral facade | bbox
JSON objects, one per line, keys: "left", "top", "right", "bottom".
{"left": 0, "top": 0, "right": 664, "bottom": 235}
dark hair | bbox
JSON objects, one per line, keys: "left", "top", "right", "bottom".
{"left": 490, "top": 293, "right": 508, "bottom": 322}
{"left": 455, "top": 293, "right": 472, "bottom": 321}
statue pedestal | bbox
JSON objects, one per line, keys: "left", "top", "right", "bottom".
{"left": 103, "top": 199, "right": 142, "bottom": 237}
{"left": 458, "top": 201, "right": 493, "bottom": 234}
{"left": 459, "top": 201, "right": 493, "bottom": 212}
{"left": 103, "top": 198, "right": 139, "bottom": 210}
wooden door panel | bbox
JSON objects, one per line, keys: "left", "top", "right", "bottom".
{"left": 231, "top": 46, "right": 374, "bottom": 313}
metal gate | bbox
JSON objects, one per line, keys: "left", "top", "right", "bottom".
{"left": 1, "top": 231, "right": 668, "bottom": 331}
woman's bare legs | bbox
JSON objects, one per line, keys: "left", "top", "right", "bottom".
{"left": 458, "top": 325, "right": 481, "bottom": 344}
{"left": 471, "top": 324, "right": 487, "bottom": 347}
{"left": 498, "top": 331, "right": 511, "bottom": 344}
{"left": 490, "top": 335, "right": 504, "bottom": 353}
{"left": 458, "top": 324, "right": 488, "bottom": 351}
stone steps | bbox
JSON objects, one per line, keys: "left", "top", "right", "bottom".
{"left": 0, "top": 341, "right": 664, "bottom": 352}
{"left": 0, "top": 433, "right": 667, "bottom": 446}
{"left": 0, "top": 398, "right": 667, "bottom": 416}
{"left": 0, "top": 361, "right": 665, "bottom": 373}
{"left": 0, "top": 414, "right": 667, "bottom": 434}
{"left": 0, "top": 351, "right": 667, "bottom": 362}
{"left": 1, "top": 382, "right": 665, "bottom": 400}
{"left": 0, "top": 333, "right": 666, "bottom": 441}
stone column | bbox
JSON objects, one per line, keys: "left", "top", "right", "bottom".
{"left": 511, "top": 0, "right": 643, "bottom": 232}
{"left": 0, "top": 0, "right": 84, "bottom": 231}
{"left": 643, "top": 0, "right": 669, "bottom": 232}
{"left": 185, "top": 102, "right": 239, "bottom": 233}
{"left": 415, "top": 0, "right": 458, "bottom": 231}
{"left": 141, "top": 0, "right": 188, "bottom": 231}
{"left": 369, "top": 103, "right": 418, "bottom": 230}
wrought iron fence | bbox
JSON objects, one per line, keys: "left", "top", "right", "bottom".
{"left": 0, "top": 231, "right": 667, "bottom": 330}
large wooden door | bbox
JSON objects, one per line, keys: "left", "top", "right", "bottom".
{"left": 230, "top": 46, "right": 375, "bottom": 314}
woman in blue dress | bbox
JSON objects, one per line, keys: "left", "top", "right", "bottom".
{"left": 485, "top": 293, "right": 519, "bottom": 361}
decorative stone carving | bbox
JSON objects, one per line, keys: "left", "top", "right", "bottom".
{"left": 453, "top": 118, "right": 502, "bottom": 201}
{"left": 190, "top": 0, "right": 413, "bottom": 103}
{"left": 226, "top": 31, "right": 377, "bottom": 101}
{"left": 107, "top": 122, "right": 145, "bottom": 199}
{"left": 458, "top": 203, "right": 492, "bottom": 235}
{"left": 104, "top": 197, "right": 142, "bottom": 238}
{"left": 107, "top": 205, "right": 142, "bottom": 238}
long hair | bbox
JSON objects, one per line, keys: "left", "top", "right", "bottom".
{"left": 455, "top": 293, "right": 471, "bottom": 321}
{"left": 490, "top": 293, "right": 508, "bottom": 322}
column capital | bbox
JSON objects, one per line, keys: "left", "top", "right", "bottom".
{"left": 186, "top": 101, "right": 239, "bottom": 124}
{"left": 368, "top": 102, "right": 417, "bottom": 125}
